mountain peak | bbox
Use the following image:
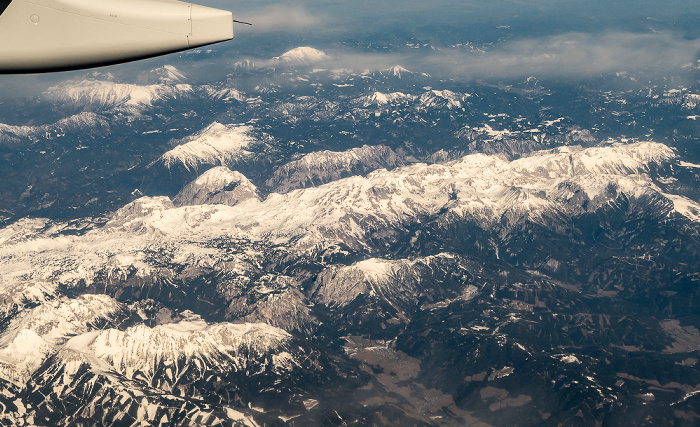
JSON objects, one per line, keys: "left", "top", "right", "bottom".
{"left": 384, "top": 65, "right": 411, "bottom": 78}
{"left": 174, "top": 166, "right": 260, "bottom": 207}
{"left": 360, "top": 91, "right": 413, "bottom": 106}
{"left": 144, "top": 65, "right": 187, "bottom": 84}
{"left": 275, "top": 47, "right": 329, "bottom": 65}
{"left": 160, "top": 123, "right": 255, "bottom": 171}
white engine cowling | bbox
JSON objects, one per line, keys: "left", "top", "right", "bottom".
{"left": 0, "top": 0, "right": 233, "bottom": 72}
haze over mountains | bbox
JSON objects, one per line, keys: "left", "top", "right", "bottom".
{"left": 1, "top": 0, "right": 700, "bottom": 424}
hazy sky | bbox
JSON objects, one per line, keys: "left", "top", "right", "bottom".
{"left": 0, "top": 0, "right": 698, "bottom": 93}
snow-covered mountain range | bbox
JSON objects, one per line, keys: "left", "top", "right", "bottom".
{"left": 0, "top": 140, "right": 696, "bottom": 333}
{"left": 45, "top": 79, "right": 194, "bottom": 115}
{"left": 1, "top": 44, "right": 700, "bottom": 426}
{"left": 265, "top": 144, "right": 405, "bottom": 193}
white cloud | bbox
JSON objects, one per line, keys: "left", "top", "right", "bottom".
{"left": 419, "top": 32, "right": 700, "bottom": 80}
{"left": 243, "top": 31, "right": 700, "bottom": 82}
{"left": 238, "top": 5, "right": 324, "bottom": 32}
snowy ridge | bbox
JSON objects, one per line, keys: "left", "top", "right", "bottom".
{"left": 418, "top": 89, "right": 467, "bottom": 109}
{"left": 312, "top": 258, "right": 403, "bottom": 308}
{"left": 383, "top": 65, "right": 411, "bottom": 78}
{"left": 160, "top": 123, "right": 255, "bottom": 171}
{"left": 457, "top": 124, "right": 597, "bottom": 148}
{"left": 203, "top": 86, "right": 248, "bottom": 102}
{"left": 563, "top": 143, "right": 675, "bottom": 176}
{"left": 685, "top": 93, "right": 700, "bottom": 109}
{"left": 274, "top": 96, "right": 339, "bottom": 122}
{"left": 143, "top": 65, "right": 187, "bottom": 84}
{"left": 0, "top": 112, "right": 109, "bottom": 144}
{"left": 266, "top": 144, "right": 404, "bottom": 193}
{"left": 663, "top": 193, "right": 700, "bottom": 222}
{"left": 174, "top": 166, "right": 260, "bottom": 207}
{"left": 0, "top": 198, "right": 182, "bottom": 302}
{"left": 350, "top": 258, "right": 399, "bottom": 281}
{"left": 234, "top": 47, "right": 329, "bottom": 70}
{"left": 0, "top": 295, "right": 125, "bottom": 384}
{"left": 21, "top": 322, "right": 286, "bottom": 426}
{"left": 0, "top": 142, "right": 695, "bottom": 295}
{"left": 356, "top": 91, "right": 414, "bottom": 107}
{"left": 659, "top": 89, "right": 700, "bottom": 110}
{"left": 25, "top": 353, "right": 262, "bottom": 427}
{"left": 60, "top": 321, "right": 292, "bottom": 380}
{"left": 106, "top": 195, "right": 176, "bottom": 230}
{"left": 470, "top": 123, "right": 515, "bottom": 140}
{"left": 224, "top": 275, "right": 317, "bottom": 335}
{"left": 311, "top": 254, "right": 461, "bottom": 309}
{"left": 45, "top": 80, "right": 193, "bottom": 112}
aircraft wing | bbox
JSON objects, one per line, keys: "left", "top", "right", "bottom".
{"left": 0, "top": 0, "right": 233, "bottom": 73}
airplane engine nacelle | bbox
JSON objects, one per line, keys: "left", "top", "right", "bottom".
{"left": 0, "top": 0, "right": 233, "bottom": 73}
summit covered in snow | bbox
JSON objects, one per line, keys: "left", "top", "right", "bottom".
{"left": 274, "top": 47, "right": 329, "bottom": 65}
{"left": 159, "top": 123, "right": 257, "bottom": 171}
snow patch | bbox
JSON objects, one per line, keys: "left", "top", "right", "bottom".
{"left": 354, "top": 258, "right": 397, "bottom": 281}
{"left": 560, "top": 355, "right": 581, "bottom": 364}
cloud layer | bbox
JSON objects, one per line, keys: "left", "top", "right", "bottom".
{"left": 419, "top": 32, "right": 700, "bottom": 80}
{"left": 303, "top": 32, "right": 700, "bottom": 82}
{"left": 232, "top": 4, "right": 324, "bottom": 32}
